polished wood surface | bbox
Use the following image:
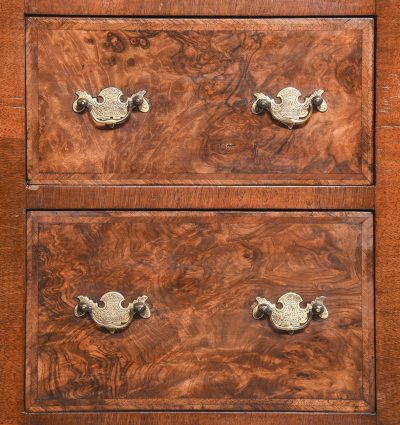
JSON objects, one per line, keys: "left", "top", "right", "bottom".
{"left": 375, "top": 0, "right": 400, "bottom": 424}
{"left": 25, "top": 0, "right": 376, "bottom": 16}
{"left": 0, "top": 1, "right": 25, "bottom": 425}
{"left": 0, "top": 1, "right": 24, "bottom": 103}
{"left": 0, "top": 0, "right": 400, "bottom": 423}
{"left": 27, "top": 18, "right": 373, "bottom": 185}
{"left": 23, "top": 412, "right": 377, "bottom": 425}
{"left": 26, "top": 185, "right": 375, "bottom": 210}
{"left": 26, "top": 211, "right": 374, "bottom": 412}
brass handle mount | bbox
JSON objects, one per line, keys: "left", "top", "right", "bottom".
{"left": 74, "top": 291, "right": 151, "bottom": 334}
{"left": 73, "top": 86, "right": 150, "bottom": 128}
{"left": 252, "top": 292, "right": 328, "bottom": 333}
{"left": 252, "top": 87, "right": 327, "bottom": 129}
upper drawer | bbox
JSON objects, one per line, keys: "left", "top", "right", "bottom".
{"left": 27, "top": 18, "right": 374, "bottom": 185}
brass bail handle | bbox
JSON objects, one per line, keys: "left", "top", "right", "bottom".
{"left": 252, "top": 292, "right": 328, "bottom": 334}
{"left": 72, "top": 86, "right": 150, "bottom": 128}
{"left": 74, "top": 291, "right": 151, "bottom": 334}
{"left": 252, "top": 87, "right": 327, "bottom": 129}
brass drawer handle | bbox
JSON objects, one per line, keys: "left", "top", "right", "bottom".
{"left": 74, "top": 291, "right": 151, "bottom": 334}
{"left": 251, "top": 87, "right": 327, "bottom": 129}
{"left": 252, "top": 292, "right": 328, "bottom": 333}
{"left": 72, "top": 86, "right": 150, "bottom": 128}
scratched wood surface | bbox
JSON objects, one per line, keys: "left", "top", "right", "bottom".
{"left": 27, "top": 18, "right": 373, "bottom": 185}
{"left": 26, "top": 211, "right": 374, "bottom": 413}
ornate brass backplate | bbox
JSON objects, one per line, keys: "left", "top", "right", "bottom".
{"left": 72, "top": 87, "right": 150, "bottom": 128}
{"left": 252, "top": 87, "right": 327, "bottom": 129}
{"left": 74, "top": 291, "right": 151, "bottom": 333}
{"left": 252, "top": 292, "right": 328, "bottom": 333}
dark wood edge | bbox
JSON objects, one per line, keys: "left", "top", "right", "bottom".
{"left": 361, "top": 19, "right": 375, "bottom": 184}
{"left": 26, "top": 16, "right": 38, "bottom": 183}
{"left": 26, "top": 401, "right": 374, "bottom": 414}
{"left": 361, "top": 215, "right": 375, "bottom": 410}
{"left": 25, "top": 213, "right": 39, "bottom": 413}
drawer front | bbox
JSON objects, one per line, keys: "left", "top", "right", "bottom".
{"left": 26, "top": 211, "right": 374, "bottom": 412}
{"left": 27, "top": 18, "right": 373, "bottom": 185}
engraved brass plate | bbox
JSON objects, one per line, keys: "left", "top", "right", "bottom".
{"left": 74, "top": 291, "right": 151, "bottom": 333}
{"left": 72, "top": 87, "right": 150, "bottom": 128}
{"left": 252, "top": 292, "right": 328, "bottom": 333}
{"left": 252, "top": 87, "right": 327, "bottom": 129}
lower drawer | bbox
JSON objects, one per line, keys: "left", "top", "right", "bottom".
{"left": 26, "top": 211, "right": 374, "bottom": 412}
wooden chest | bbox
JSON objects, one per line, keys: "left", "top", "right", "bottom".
{"left": 1, "top": 1, "right": 400, "bottom": 425}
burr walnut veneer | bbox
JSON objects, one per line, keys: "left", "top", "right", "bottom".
{"left": 27, "top": 18, "right": 373, "bottom": 185}
{"left": 26, "top": 211, "right": 374, "bottom": 413}
{"left": 1, "top": 1, "right": 400, "bottom": 425}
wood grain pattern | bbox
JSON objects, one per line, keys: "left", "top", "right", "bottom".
{"left": 27, "top": 18, "right": 374, "bottom": 185}
{"left": 7, "top": 0, "right": 400, "bottom": 424}
{"left": 23, "top": 412, "right": 377, "bottom": 425}
{"left": 0, "top": 0, "right": 24, "bottom": 104}
{"left": 25, "top": 0, "right": 376, "bottom": 16}
{"left": 0, "top": 1, "right": 25, "bottom": 425}
{"left": 8, "top": 0, "right": 400, "bottom": 424}
{"left": 26, "top": 211, "right": 374, "bottom": 413}
{"left": 0, "top": 109, "right": 25, "bottom": 425}
{"left": 375, "top": 0, "right": 400, "bottom": 424}
{"left": 26, "top": 185, "right": 375, "bottom": 210}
